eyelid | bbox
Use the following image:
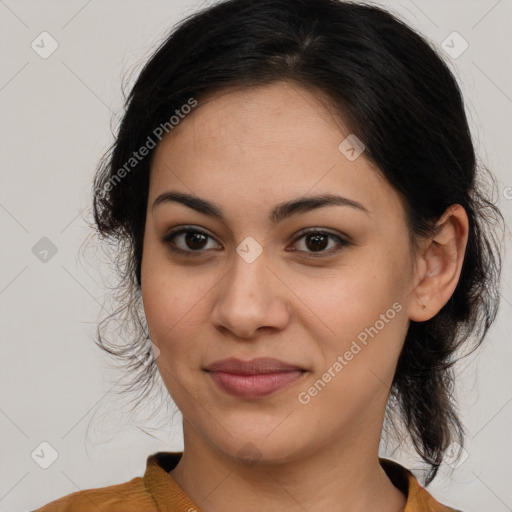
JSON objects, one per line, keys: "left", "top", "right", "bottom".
{"left": 290, "top": 226, "right": 348, "bottom": 241}
{"left": 162, "top": 225, "right": 216, "bottom": 242}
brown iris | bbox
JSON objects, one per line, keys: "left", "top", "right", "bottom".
{"left": 304, "top": 233, "right": 329, "bottom": 252}
{"left": 185, "top": 231, "right": 208, "bottom": 250}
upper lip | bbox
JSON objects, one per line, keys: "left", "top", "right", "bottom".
{"left": 204, "top": 357, "right": 304, "bottom": 374}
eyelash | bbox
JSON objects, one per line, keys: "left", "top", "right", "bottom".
{"left": 162, "top": 226, "right": 350, "bottom": 258}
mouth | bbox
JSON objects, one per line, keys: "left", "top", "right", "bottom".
{"left": 204, "top": 357, "right": 307, "bottom": 399}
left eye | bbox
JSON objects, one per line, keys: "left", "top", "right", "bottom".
{"left": 289, "top": 230, "right": 348, "bottom": 256}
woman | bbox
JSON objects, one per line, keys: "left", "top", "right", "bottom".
{"left": 34, "top": 0, "right": 504, "bottom": 510}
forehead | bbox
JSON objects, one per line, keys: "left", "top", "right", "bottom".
{"left": 149, "top": 81, "right": 405, "bottom": 224}
{"left": 154, "top": 82, "right": 346, "bottom": 163}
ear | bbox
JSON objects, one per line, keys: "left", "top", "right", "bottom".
{"left": 407, "top": 204, "right": 469, "bottom": 322}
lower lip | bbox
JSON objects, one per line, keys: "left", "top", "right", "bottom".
{"left": 207, "top": 370, "right": 305, "bottom": 399}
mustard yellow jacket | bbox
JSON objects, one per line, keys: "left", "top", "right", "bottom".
{"left": 32, "top": 452, "right": 461, "bottom": 511}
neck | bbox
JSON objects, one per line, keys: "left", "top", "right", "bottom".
{"left": 169, "top": 423, "right": 406, "bottom": 512}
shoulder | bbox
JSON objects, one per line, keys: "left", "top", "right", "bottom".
{"left": 31, "top": 476, "right": 156, "bottom": 512}
{"left": 380, "top": 458, "right": 464, "bottom": 512}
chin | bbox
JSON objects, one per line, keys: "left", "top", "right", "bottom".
{"left": 202, "top": 422, "right": 314, "bottom": 468}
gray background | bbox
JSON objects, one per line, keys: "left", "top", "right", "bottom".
{"left": 0, "top": 1, "right": 511, "bottom": 510}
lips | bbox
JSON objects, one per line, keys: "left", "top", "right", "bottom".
{"left": 204, "top": 357, "right": 306, "bottom": 399}
{"left": 205, "top": 357, "right": 304, "bottom": 374}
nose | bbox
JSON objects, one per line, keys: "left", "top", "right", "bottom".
{"left": 210, "top": 251, "right": 291, "bottom": 339}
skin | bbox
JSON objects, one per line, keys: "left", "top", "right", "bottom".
{"left": 140, "top": 81, "right": 469, "bottom": 512}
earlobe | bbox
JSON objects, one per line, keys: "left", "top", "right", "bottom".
{"left": 407, "top": 204, "right": 469, "bottom": 322}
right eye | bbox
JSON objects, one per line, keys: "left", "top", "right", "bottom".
{"left": 162, "top": 227, "right": 223, "bottom": 256}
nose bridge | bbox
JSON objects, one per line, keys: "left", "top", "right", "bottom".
{"left": 211, "top": 246, "right": 289, "bottom": 337}
{"left": 223, "top": 248, "right": 270, "bottom": 309}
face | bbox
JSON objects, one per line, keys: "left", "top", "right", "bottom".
{"left": 141, "top": 81, "right": 418, "bottom": 465}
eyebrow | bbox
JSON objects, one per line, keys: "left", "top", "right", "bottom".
{"left": 152, "top": 191, "right": 370, "bottom": 223}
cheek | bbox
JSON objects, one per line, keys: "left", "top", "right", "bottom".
{"left": 140, "top": 247, "right": 220, "bottom": 373}
{"left": 141, "top": 264, "right": 209, "bottom": 407}
{"left": 294, "top": 259, "right": 396, "bottom": 330}
{"left": 141, "top": 245, "right": 191, "bottom": 351}
{"left": 291, "top": 249, "right": 409, "bottom": 370}
{"left": 142, "top": 279, "right": 200, "bottom": 352}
